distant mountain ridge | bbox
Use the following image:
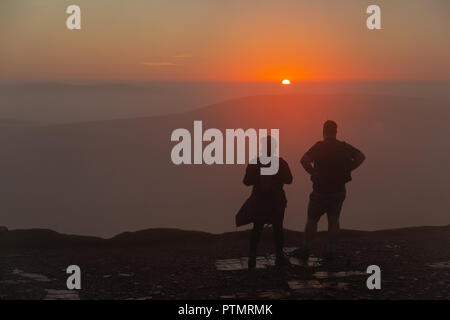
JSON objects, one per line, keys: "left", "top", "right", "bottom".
{"left": 1, "top": 225, "right": 449, "bottom": 249}
{"left": 1, "top": 93, "right": 449, "bottom": 236}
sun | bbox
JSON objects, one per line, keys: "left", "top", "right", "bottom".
{"left": 281, "top": 79, "right": 291, "bottom": 85}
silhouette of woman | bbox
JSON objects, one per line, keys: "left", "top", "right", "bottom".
{"left": 236, "top": 135, "right": 293, "bottom": 269}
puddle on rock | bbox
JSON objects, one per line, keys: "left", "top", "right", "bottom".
{"left": 289, "top": 256, "right": 322, "bottom": 267}
{"left": 257, "top": 290, "right": 289, "bottom": 299}
{"left": 126, "top": 296, "right": 153, "bottom": 300}
{"left": 215, "top": 257, "right": 271, "bottom": 270}
{"left": 288, "top": 280, "right": 348, "bottom": 291}
{"left": 12, "top": 269, "right": 52, "bottom": 282}
{"left": 313, "top": 271, "right": 365, "bottom": 279}
{"left": 220, "top": 290, "right": 287, "bottom": 299}
{"left": 119, "top": 273, "right": 134, "bottom": 277}
{"left": 44, "top": 289, "right": 79, "bottom": 300}
{"left": 0, "top": 279, "right": 29, "bottom": 285}
{"left": 215, "top": 247, "right": 322, "bottom": 271}
{"left": 283, "top": 247, "right": 298, "bottom": 254}
{"left": 426, "top": 261, "right": 450, "bottom": 269}
{"left": 288, "top": 280, "right": 323, "bottom": 290}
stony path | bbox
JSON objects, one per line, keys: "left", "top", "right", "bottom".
{"left": 1, "top": 227, "right": 450, "bottom": 299}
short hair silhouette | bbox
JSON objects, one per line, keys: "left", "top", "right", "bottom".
{"left": 323, "top": 120, "right": 337, "bottom": 136}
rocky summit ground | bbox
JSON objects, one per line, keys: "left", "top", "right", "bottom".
{"left": 1, "top": 226, "right": 450, "bottom": 300}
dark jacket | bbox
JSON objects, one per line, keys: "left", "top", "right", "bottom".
{"left": 304, "top": 140, "right": 361, "bottom": 193}
{"left": 235, "top": 157, "right": 292, "bottom": 226}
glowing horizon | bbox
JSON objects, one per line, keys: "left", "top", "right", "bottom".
{"left": 0, "top": 0, "right": 449, "bottom": 82}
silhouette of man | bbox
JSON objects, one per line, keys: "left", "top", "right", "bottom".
{"left": 298, "top": 120, "right": 365, "bottom": 259}
{"left": 238, "top": 136, "right": 293, "bottom": 269}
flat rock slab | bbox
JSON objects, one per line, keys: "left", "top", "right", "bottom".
{"left": 44, "top": 289, "right": 80, "bottom": 300}
{"left": 427, "top": 261, "right": 450, "bottom": 269}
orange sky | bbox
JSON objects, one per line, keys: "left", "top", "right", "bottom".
{"left": 0, "top": 0, "right": 449, "bottom": 82}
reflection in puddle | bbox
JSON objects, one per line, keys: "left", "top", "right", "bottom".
{"left": 126, "top": 296, "right": 153, "bottom": 300}
{"left": 44, "top": 289, "right": 79, "bottom": 300}
{"left": 289, "top": 256, "right": 322, "bottom": 267}
{"left": 220, "top": 291, "right": 287, "bottom": 299}
{"left": 313, "top": 271, "right": 365, "bottom": 279}
{"left": 426, "top": 261, "right": 450, "bottom": 269}
{"left": 288, "top": 280, "right": 323, "bottom": 290}
{"left": 215, "top": 257, "right": 266, "bottom": 270}
{"left": 285, "top": 247, "right": 322, "bottom": 267}
{"left": 215, "top": 247, "right": 322, "bottom": 271}
{"left": 283, "top": 247, "right": 298, "bottom": 254}
{"left": 288, "top": 280, "right": 348, "bottom": 291}
{"left": 12, "top": 269, "right": 52, "bottom": 282}
{"left": 257, "top": 290, "right": 288, "bottom": 299}
{"left": 219, "top": 292, "right": 251, "bottom": 299}
{"left": 215, "top": 247, "right": 360, "bottom": 295}
{"left": 215, "top": 256, "right": 322, "bottom": 270}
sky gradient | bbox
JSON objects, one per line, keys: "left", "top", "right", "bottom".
{"left": 1, "top": 0, "right": 449, "bottom": 82}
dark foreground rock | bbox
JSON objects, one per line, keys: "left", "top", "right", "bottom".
{"left": 1, "top": 226, "right": 450, "bottom": 300}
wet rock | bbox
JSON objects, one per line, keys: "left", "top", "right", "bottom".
{"left": 44, "top": 289, "right": 79, "bottom": 300}
{"left": 12, "top": 269, "right": 52, "bottom": 282}
{"left": 289, "top": 256, "right": 322, "bottom": 267}
{"left": 257, "top": 290, "right": 289, "bottom": 299}
{"left": 131, "top": 296, "right": 153, "bottom": 300}
{"left": 288, "top": 280, "right": 323, "bottom": 290}
{"left": 313, "top": 271, "right": 365, "bottom": 279}
{"left": 427, "top": 261, "right": 450, "bottom": 269}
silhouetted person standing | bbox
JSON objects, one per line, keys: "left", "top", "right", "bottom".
{"left": 298, "top": 120, "right": 365, "bottom": 259}
{"left": 236, "top": 136, "right": 293, "bottom": 269}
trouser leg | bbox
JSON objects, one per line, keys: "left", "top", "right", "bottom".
{"left": 327, "top": 214, "right": 340, "bottom": 247}
{"left": 250, "top": 223, "right": 264, "bottom": 256}
{"left": 303, "top": 192, "right": 325, "bottom": 249}
{"left": 326, "top": 193, "right": 345, "bottom": 254}
{"left": 272, "top": 221, "right": 284, "bottom": 259}
{"left": 303, "top": 217, "right": 319, "bottom": 249}
{"left": 248, "top": 223, "right": 263, "bottom": 269}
